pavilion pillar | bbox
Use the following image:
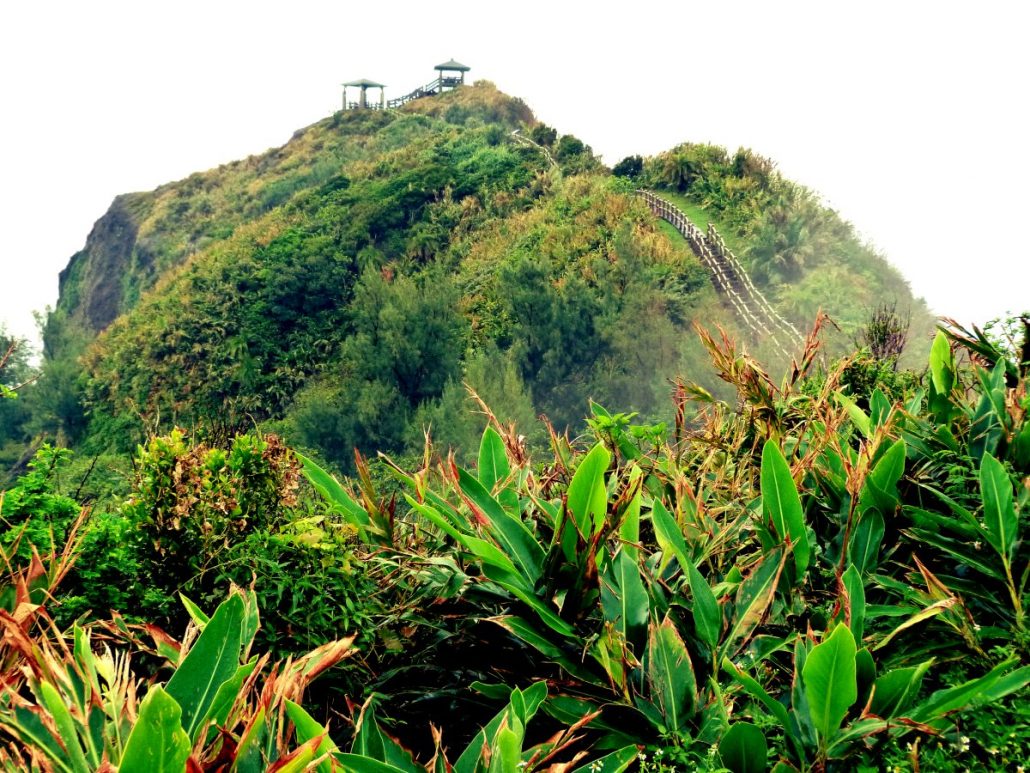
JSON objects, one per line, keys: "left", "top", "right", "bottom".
{"left": 359, "top": 87, "right": 366, "bottom": 109}
{"left": 342, "top": 86, "right": 347, "bottom": 110}
{"left": 380, "top": 87, "right": 385, "bottom": 108}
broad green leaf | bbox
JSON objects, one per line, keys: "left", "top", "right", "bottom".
{"left": 566, "top": 444, "right": 611, "bottom": 538}
{"left": 836, "top": 392, "right": 871, "bottom": 439}
{"left": 652, "top": 499, "right": 691, "bottom": 573}
{"left": 270, "top": 740, "right": 319, "bottom": 773}
{"left": 969, "top": 387, "right": 1003, "bottom": 462}
{"left": 904, "top": 504, "right": 981, "bottom": 538}
{"left": 721, "top": 660, "right": 793, "bottom": 742}
{"left": 929, "top": 331, "right": 954, "bottom": 395}
{"left": 37, "top": 682, "right": 90, "bottom": 773}
{"left": 69, "top": 629, "right": 103, "bottom": 767}
{"left": 723, "top": 548, "right": 786, "bottom": 656}
{"left": 206, "top": 659, "right": 257, "bottom": 731}
{"left": 348, "top": 703, "right": 421, "bottom": 770}
{"left": 980, "top": 452, "right": 1018, "bottom": 564}
{"left": 571, "top": 745, "right": 639, "bottom": 772}
{"left": 761, "top": 442, "right": 809, "bottom": 575}
{"left": 790, "top": 638, "right": 816, "bottom": 748}
{"left": 478, "top": 427, "right": 510, "bottom": 493}
{"left": 872, "top": 597, "right": 956, "bottom": 652}
{"left": 233, "top": 706, "right": 266, "bottom": 773}
{"left": 165, "top": 593, "right": 245, "bottom": 741}
{"left": 869, "top": 388, "right": 892, "bottom": 429}
{"left": 902, "top": 527, "right": 1003, "bottom": 581}
{"left": 802, "top": 623, "right": 857, "bottom": 741}
{"left": 720, "top": 722, "right": 768, "bottom": 773}
{"left": 471, "top": 681, "right": 513, "bottom": 701}
{"left": 1013, "top": 421, "right": 1030, "bottom": 467}
{"left": 619, "top": 469, "right": 642, "bottom": 560}
{"left": 488, "top": 723, "right": 522, "bottom": 773}
{"left": 240, "top": 589, "right": 260, "bottom": 658}
{"left": 179, "top": 594, "right": 210, "bottom": 629}
{"left": 8, "top": 705, "right": 69, "bottom": 769}
{"left": 842, "top": 564, "right": 865, "bottom": 643}
{"left": 859, "top": 439, "right": 906, "bottom": 516}
{"left": 488, "top": 616, "right": 605, "bottom": 687}
{"left": 978, "top": 665, "right": 1030, "bottom": 703}
{"left": 479, "top": 562, "right": 576, "bottom": 638}
{"left": 856, "top": 647, "right": 876, "bottom": 702}
{"left": 601, "top": 549, "right": 649, "bottom": 645}
{"left": 405, "top": 496, "right": 465, "bottom": 543}
{"left": 465, "top": 535, "right": 521, "bottom": 575}
{"left": 458, "top": 468, "right": 544, "bottom": 583}
{"left": 284, "top": 701, "right": 345, "bottom": 773}
{"left": 825, "top": 718, "right": 894, "bottom": 758}
{"left": 849, "top": 510, "right": 884, "bottom": 576}
{"left": 120, "top": 686, "right": 191, "bottom": 773}
{"left": 910, "top": 659, "right": 1026, "bottom": 722}
{"left": 454, "top": 683, "right": 547, "bottom": 773}
{"left": 869, "top": 661, "right": 932, "bottom": 718}
{"left": 685, "top": 560, "right": 721, "bottom": 650}
{"left": 331, "top": 755, "right": 411, "bottom": 772}
{"left": 297, "top": 452, "right": 371, "bottom": 534}
{"left": 980, "top": 362, "right": 1009, "bottom": 420}
{"left": 645, "top": 617, "right": 696, "bottom": 735}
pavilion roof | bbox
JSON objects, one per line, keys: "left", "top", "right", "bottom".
{"left": 434, "top": 59, "right": 470, "bottom": 72}
{"left": 342, "top": 78, "right": 386, "bottom": 88}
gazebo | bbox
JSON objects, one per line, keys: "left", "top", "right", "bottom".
{"left": 342, "top": 78, "right": 386, "bottom": 110}
{"left": 434, "top": 59, "right": 470, "bottom": 91}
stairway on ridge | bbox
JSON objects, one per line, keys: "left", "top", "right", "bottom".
{"left": 638, "top": 190, "right": 803, "bottom": 360}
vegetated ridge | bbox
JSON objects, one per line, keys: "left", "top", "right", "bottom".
{"left": 31, "top": 81, "right": 930, "bottom": 472}
{"left": 3, "top": 80, "right": 1029, "bottom": 773}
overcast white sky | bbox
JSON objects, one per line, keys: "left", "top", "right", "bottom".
{"left": 1, "top": 0, "right": 1027, "bottom": 350}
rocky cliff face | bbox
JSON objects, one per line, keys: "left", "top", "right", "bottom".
{"left": 56, "top": 195, "right": 145, "bottom": 336}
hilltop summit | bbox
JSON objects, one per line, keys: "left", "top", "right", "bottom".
{"left": 39, "top": 81, "right": 929, "bottom": 466}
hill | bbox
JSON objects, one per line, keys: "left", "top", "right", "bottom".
{"left": 7, "top": 79, "right": 1028, "bottom": 773}
{"left": 25, "top": 81, "right": 931, "bottom": 471}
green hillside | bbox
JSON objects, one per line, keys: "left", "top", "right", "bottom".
{"left": 4, "top": 79, "right": 1028, "bottom": 773}
{"left": 640, "top": 144, "right": 932, "bottom": 346}
{"left": 22, "top": 82, "right": 931, "bottom": 473}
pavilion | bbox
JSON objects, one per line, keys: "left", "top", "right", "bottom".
{"left": 342, "top": 78, "right": 386, "bottom": 110}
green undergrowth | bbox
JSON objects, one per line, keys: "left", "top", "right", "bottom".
{"left": 3, "top": 317, "right": 1028, "bottom": 771}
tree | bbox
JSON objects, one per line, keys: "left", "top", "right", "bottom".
{"left": 555, "top": 135, "right": 586, "bottom": 161}
{"left": 413, "top": 344, "right": 540, "bottom": 461}
{"left": 498, "top": 255, "right": 606, "bottom": 430}
{"left": 612, "top": 155, "right": 643, "bottom": 179}
{"left": 0, "top": 325, "right": 29, "bottom": 391}
{"left": 288, "top": 266, "right": 467, "bottom": 467}
{"left": 528, "top": 123, "right": 557, "bottom": 148}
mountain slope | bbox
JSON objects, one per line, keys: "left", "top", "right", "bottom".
{"left": 40, "top": 82, "right": 932, "bottom": 468}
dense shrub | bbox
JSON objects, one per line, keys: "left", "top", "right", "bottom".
{"left": 0, "top": 446, "right": 80, "bottom": 561}
{"left": 611, "top": 154, "right": 643, "bottom": 179}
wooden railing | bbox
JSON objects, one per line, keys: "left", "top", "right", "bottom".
{"left": 386, "top": 76, "right": 462, "bottom": 109}
{"left": 637, "top": 190, "right": 804, "bottom": 359}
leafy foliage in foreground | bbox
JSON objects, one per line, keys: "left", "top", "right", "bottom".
{"left": 288, "top": 319, "right": 1029, "bottom": 771}
{"left": 2, "top": 319, "right": 1030, "bottom": 770}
